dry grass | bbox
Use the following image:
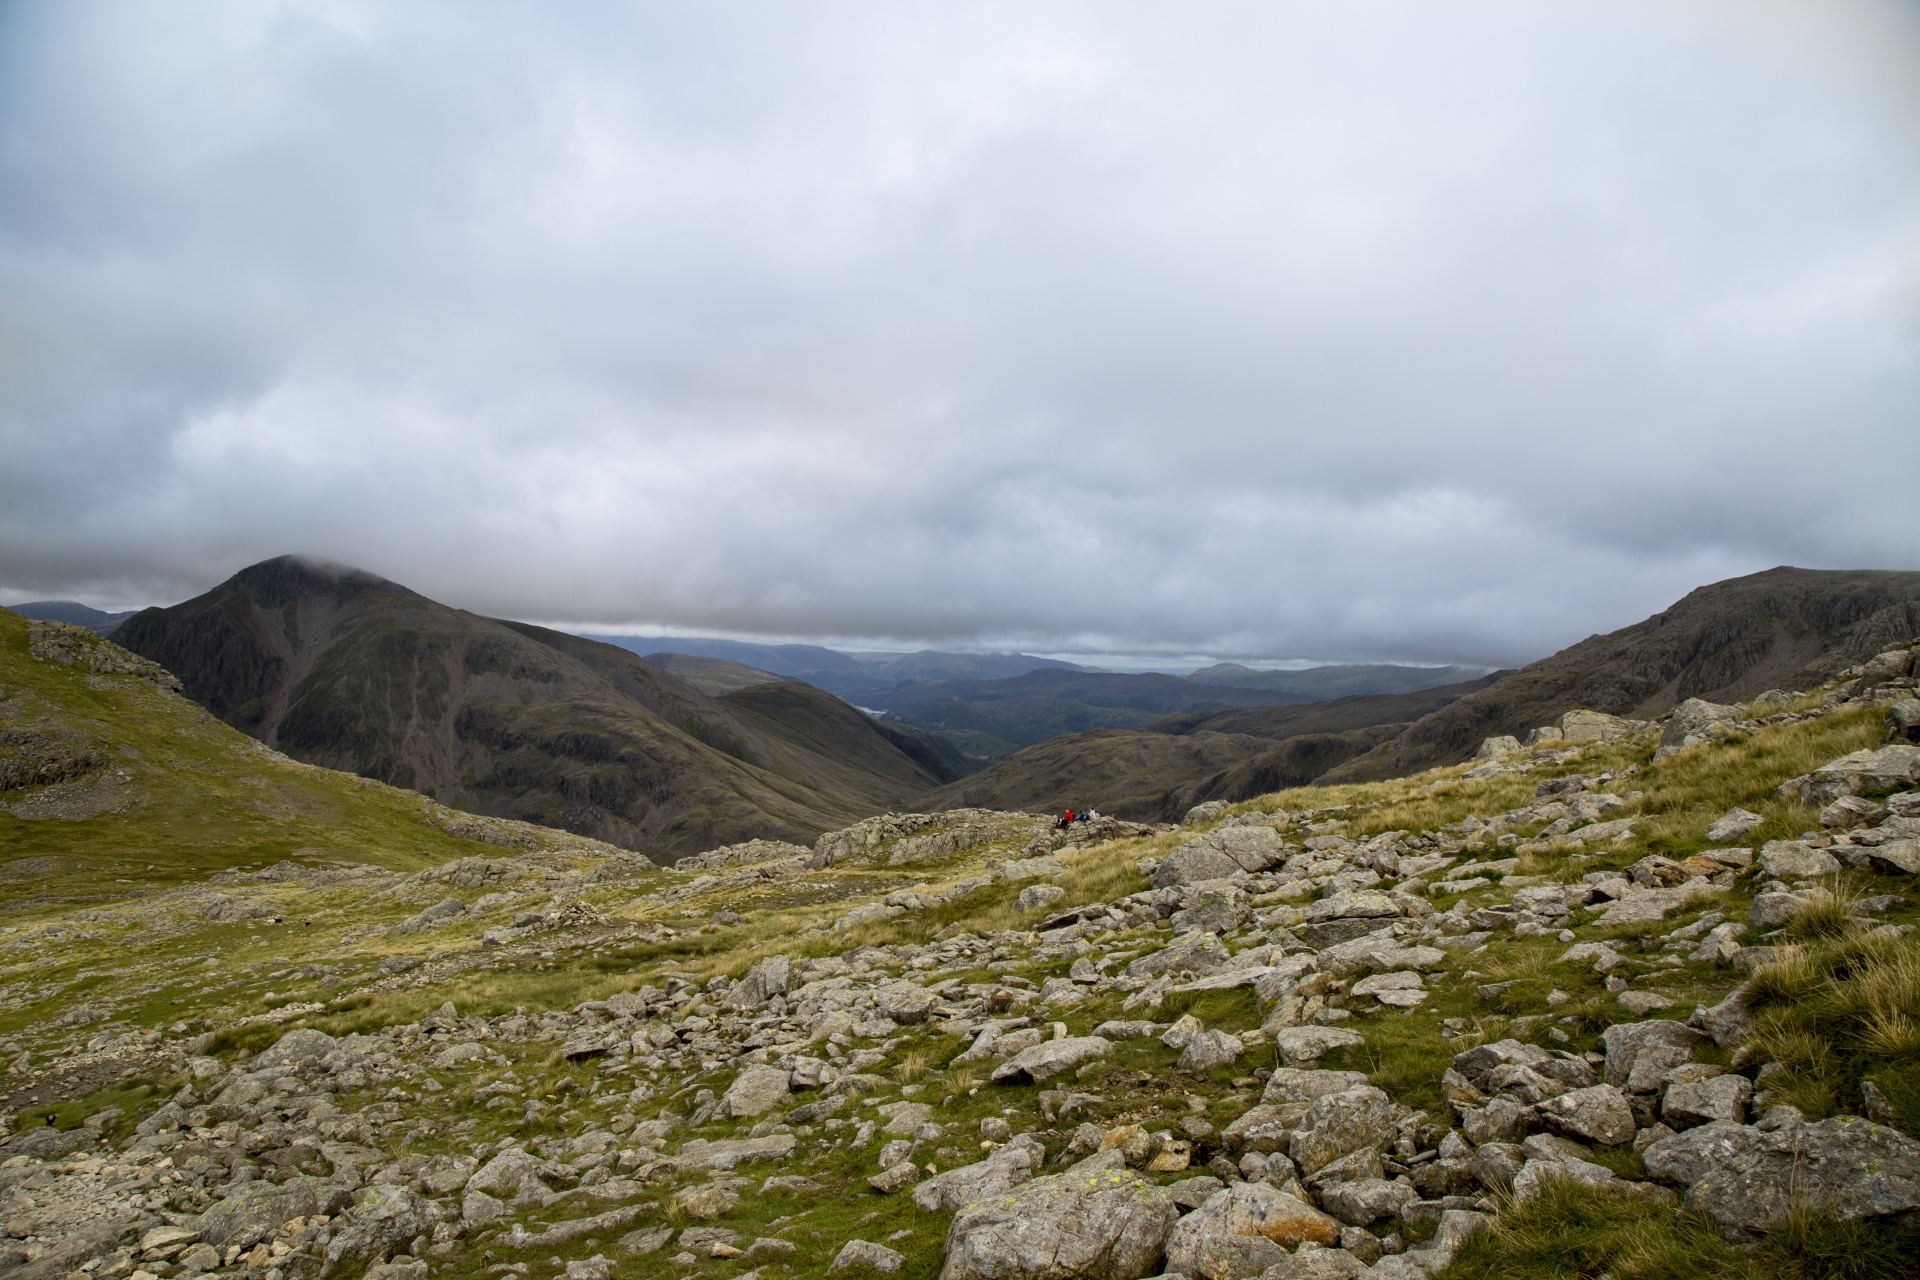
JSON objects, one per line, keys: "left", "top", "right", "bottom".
{"left": 1744, "top": 929, "right": 1920, "bottom": 1136}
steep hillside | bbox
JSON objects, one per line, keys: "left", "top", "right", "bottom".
{"left": 1187, "top": 662, "right": 1482, "bottom": 698}
{"left": 914, "top": 676, "right": 1504, "bottom": 820}
{"left": 1323, "top": 566, "right": 1920, "bottom": 783}
{"left": 0, "top": 610, "right": 632, "bottom": 890}
{"left": 921, "top": 728, "right": 1278, "bottom": 818}
{"left": 1148, "top": 673, "right": 1506, "bottom": 738}
{"left": 113, "top": 558, "right": 944, "bottom": 859}
{"left": 641, "top": 652, "right": 785, "bottom": 696}
{"left": 876, "top": 669, "right": 1310, "bottom": 746}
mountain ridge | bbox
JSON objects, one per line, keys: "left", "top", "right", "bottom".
{"left": 112, "top": 556, "right": 948, "bottom": 860}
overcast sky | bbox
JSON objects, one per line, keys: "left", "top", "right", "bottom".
{"left": 2, "top": 1, "right": 1917, "bottom": 667}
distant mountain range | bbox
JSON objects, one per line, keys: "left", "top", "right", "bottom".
{"left": 1187, "top": 662, "right": 1482, "bottom": 698}
{"left": 39, "top": 559, "right": 1920, "bottom": 855}
{"left": 581, "top": 634, "right": 1087, "bottom": 704}
{"left": 3, "top": 600, "right": 136, "bottom": 635}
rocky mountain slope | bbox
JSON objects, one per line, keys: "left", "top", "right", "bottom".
{"left": 1322, "top": 567, "right": 1920, "bottom": 785}
{"left": 111, "top": 558, "right": 947, "bottom": 860}
{"left": 639, "top": 656, "right": 786, "bottom": 697}
{"left": 4, "top": 597, "right": 1917, "bottom": 1280}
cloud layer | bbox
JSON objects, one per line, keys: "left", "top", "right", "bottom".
{"left": 2, "top": 0, "right": 1917, "bottom": 666}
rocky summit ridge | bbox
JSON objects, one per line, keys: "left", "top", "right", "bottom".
{"left": 1, "top": 603, "right": 1920, "bottom": 1279}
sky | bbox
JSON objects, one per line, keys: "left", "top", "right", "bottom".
{"left": 2, "top": 1, "right": 1917, "bottom": 669}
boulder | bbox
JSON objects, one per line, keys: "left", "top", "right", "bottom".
{"left": 1263, "top": 1069, "right": 1373, "bottom": 1106}
{"left": 1757, "top": 841, "right": 1841, "bottom": 879}
{"left": 324, "top": 1185, "right": 437, "bottom": 1272}
{"left": 1678, "top": 1116, "right": 1920, "bottom": 1239}
{"left": 1474, "top": 736, "right": 1520, "bottom": 759}
{"left": 722, "top": 1065, "right": 792, "bottom": 1118}
{"left": 672, "top": 1134, "right": 797, "bottom": 1172}
{"left": 1530, "top": 1084, "right": 1636, "bottom": 1146}
{"left": 1152, "top": 844, "right": 1244, "bottom": 889}
{"left": 1318, "top": 1178, "right": 1418, "bottom": 1227}
{"left": 1179, "top": 1029, "right": 1246, "bottom": 1073}
{"left": 874, "top": 982, "right": 938, "bottom": 1023}
{"left": 1661, "top": 699, "right": 1742, "bottom": 751}
{"left": 1127, "top": 931, "right": 1232, "bottom": 979}
{"left": 255, "top": 1027, "right": 339, "bottom": 1068}
{"left": 1271, "top": 1026, "right": 1365, "bottom": 1065}
{"left": 1798, "top": 745, "right": 1920, "bottom": 805}
{"left": 1641, "top": 1120, "right": 1775, "bottom": 1188}
{"left": 1662, "top": 1073, "right": 1752, "bottom": 1129}
{"left": 1556, "top": 710, "right": 1644, "bottom": 742}
{"left": 194, "top": 1177, "right": 352, "bottom": 1249}
{"left": 999, "top": 857, "right": 1069, "bottom": 882}
{"left": 914, "top": 1136, "right": 1046, "bottom": 1212}
{"left": 397, "top": 897, "right": 467, "bottom": 935}
{"left": 1302, "top": 891, "right": 1400, "bottom": 924}
{"left": 938, "top": 1149, "right": 1179, "bottom": 1280}
{"left": 1016, "top": 883, "right": 1067, "bottom": 913}
{"left": 727, "top": 955, "right": 793, "bottom": 1008}
{"left": 1163, "top": 1182, "right": 1341, "bottom": 1280}
{"left": 991, "top": 1036, "right": 1111, "bottom": 1084}
{"left": 1172, "top": 884, "right": 1251, "bottom": 934}
{"left": 1599, "top": 1020, "right": 1710, "bottom": 1090}
{"left": 1289, "top": 1087, "right": 1398, "bottom": 1176}
{"left": 832, "top": 1240, "right": 905, "bottom": 1273}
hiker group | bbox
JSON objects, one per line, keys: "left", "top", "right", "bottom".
{"left": 1053, "top": 806, "right": 1099, "bottom": 830}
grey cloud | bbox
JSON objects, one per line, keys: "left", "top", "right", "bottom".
{"left": 1, "top": 0, "right": 1916, "bottom": 668}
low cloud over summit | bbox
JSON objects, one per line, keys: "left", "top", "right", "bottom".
{"left": 2, "top": 1, "right": 1917, "bottom": 666}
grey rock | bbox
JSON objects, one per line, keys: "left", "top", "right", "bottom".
{"left": 1662, "top": 699, "right": 1742, "bottom": 751}
{"left": 194, "top": 1176, "right": 352, "bottom": 1248}
{"left": 727, "top": 955, "right": 793, "bottom": 1008}
{"left": 831, "top": 1239, "right": 905, "bottom": 1273}
{"left": 1172, "top": 884, "right": 1252, "bottom": 935}
{"left": 913, "top": 1136, "right": 1045, "bottom": 1213}
{"left": 1271, "top": 1026, "right": 1366, "bottom": 1065}
{"left": 1289, "top": 1087, "right": 1398, "bottom": 1177}
{"left": 1662, "top": 1073, "right": 1752, "bottom": 1129}
{"left": 1263, "top": 1069, "right": 1372, "bottom": 1106}
{"left": 874, "top": 982, "right": 937, "bottom": 1023}
{"left": 1164, "top": 1181, "right": 1342, "bottom": 1280}
{"left": 1260, "top": 1246, "right": 1364, "bottom": 1280}
{"left": 723, "top": 1065, "right": 793, "bottom": 1118}
{"left": 1152, "top": 843, "right": 1244, "bottom": 889}
{"left": 1016, "top": 884, "right": 1067, "bottom": 913}
{"left": 939, "top": 1149, "right": 1179, "bottom": 1280}
{"left": 1179, "top": 1030, "right": 1246, "bottom": 1073}
{"left": 1468, "top": 1142, "right": 1524, "bottom": 1194}
{"left": 991, "top": 1036, "right": 1112, "bottom": 1084}
{"left": 1530, "top": 1084, "right": 1636, "bottom": 1146}
{"left": 1318, "top": 1178, "right": 1417, "bottom": 1227}
{"left": 396, "top": 897, "right": 467, "bottom": 934}
{"left": 255, "top": 1027, "right": 339, "bottom": 1068}
{"left": 1128, "top": 931, "right": 1232, "bottom": 979}
{"left": 323, "top": 1184, "right": 436, "bottom": 1272}
{"left": 1682, "top": 1117, "right": 1920, "bottom": 1239}
{"left": 1706, "top": 808, "right": 1764, "bottom": 843}
{"left": 1302, "top": 891, "right": 1400, "bottom": 924}
{"left": 1600, "top": 1020, "right": 1710, "bottom": 1090}
{"left": 1641, "top": 1120, "right": 1773, "bottom": 1188}
{"left": 1757, "top": 841, "right": 1840, "bottom": 879}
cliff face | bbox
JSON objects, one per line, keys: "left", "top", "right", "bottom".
{"left": 114, "top": 556, "right": 945, "bottom": 859}
{"left": 1321, "top": 566, "right": 1920, "bottom": 783}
